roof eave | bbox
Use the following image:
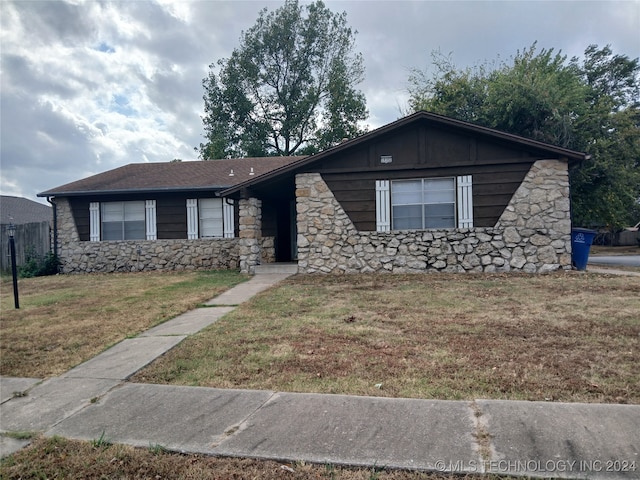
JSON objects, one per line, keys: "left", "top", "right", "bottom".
{"left": 37, "top": 185, "right": 230, "bottom": 198}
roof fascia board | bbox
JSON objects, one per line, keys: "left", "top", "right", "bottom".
{"left": 37, "top": 186, "right": 227, "bottom": 198}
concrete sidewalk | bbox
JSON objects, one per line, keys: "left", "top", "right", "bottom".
{"left": 2, "top": 271, "right": 639, "bottom": 479}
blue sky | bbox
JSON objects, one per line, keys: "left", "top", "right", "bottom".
{"left": 1, "top": 0, "right": 638, "bottom": 203}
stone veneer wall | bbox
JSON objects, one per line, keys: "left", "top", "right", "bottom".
{"left": 295, "top": 159, "right": 572, "bottom": 274}
{"left": 238, "top": 197, "right": 262, "bottom": 274}
{"left": 55, "top": 198, "right": 239, "bottom": 273}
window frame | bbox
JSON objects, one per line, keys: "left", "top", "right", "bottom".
{"left": 390, "top": 177, "right": 457, "bottom": 230}
{"left": 198, "top": 198, "right": 224, "bottom": 238}
{"left": 186, "top": 197, "right": 235, "bottom": 239}
{"left": 100, "top": 201, "right": 146, "bottom": 241}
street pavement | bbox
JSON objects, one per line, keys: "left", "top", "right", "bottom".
{"left": 1, "top": 270, "right": 639, "bottom": 479}
{"left": 589, "top": 255, "right": 640, "bottom": 267}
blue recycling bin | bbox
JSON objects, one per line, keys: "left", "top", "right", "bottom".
{"left": 571, "top": 228, "right": 597, "bottom": 270}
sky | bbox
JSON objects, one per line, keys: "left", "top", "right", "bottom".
{"left": 1, "top": 0, "right": 639, "bottom": 205}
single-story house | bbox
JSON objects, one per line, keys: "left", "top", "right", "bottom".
{"left": 38, "top": 111, "right": 588, "bottom": 274}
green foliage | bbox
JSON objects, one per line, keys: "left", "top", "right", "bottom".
{"left": 407, "top": 43, "right": 640, "bottom": 229}
{"left": 90, "top": 430, "right": 111, "bottom": 449}
{"left": 148, "top": 443, "right": 168, "bottom": 455}
{"left": 197, "top": 0, "right": 368, "bottom": 159}
{"left": 18, "top": 247, "right": 60, "bottom": 278}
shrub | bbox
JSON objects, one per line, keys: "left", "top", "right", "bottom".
{"left": 18, "top": 247, "right": 60, "bottom": 278}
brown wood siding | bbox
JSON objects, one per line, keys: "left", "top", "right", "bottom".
{"left": 309, "top": 123, "right": 540, "bottom": 231}
{"left": 66, "top": 192, "right": 234, "bottom": 241}
{"left": 69, "top": 198, "right": 91, "bottom": 241}
{"left": 156, "top": 197, "right": 187, "bottom": 239}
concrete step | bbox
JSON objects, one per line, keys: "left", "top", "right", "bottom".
{"left": 254, "top": 263, "right": 298, "bottom": 275}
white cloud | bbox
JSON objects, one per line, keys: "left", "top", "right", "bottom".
{"left": 1, "top": 0, "right": 638, "bottom": 203}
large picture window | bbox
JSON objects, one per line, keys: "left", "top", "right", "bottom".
{"left": 376, "top": 175, "right": 473, "bottom": 232}
{"left": 391, "top": 178, "right": 456, "bottom": 229}
{"left": 101, "top": 201, "right": 146, "bottom": 240}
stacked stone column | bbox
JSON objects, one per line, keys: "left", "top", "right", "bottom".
{"left": 238, "top": 197, "right": 262, "bottom": 274}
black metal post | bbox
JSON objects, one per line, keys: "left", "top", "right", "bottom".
{"left": 8, "top": 224, "right": 19, "bottom": 309}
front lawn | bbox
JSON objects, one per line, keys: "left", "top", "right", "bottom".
{"left": 132, "top": 272, "right": 640, "bottom": 404}
{"left": 0, "top": 270, "right": 247, "bottom": 377}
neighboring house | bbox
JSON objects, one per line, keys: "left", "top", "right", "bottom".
{"left": 0, "top": 196, "right": 53, "bottom": 270}
{"left": 39, "top": 111, "right": 588, "bottom": 274}
{"left": 1, "top": 195, "right": 52, "bottom": 225}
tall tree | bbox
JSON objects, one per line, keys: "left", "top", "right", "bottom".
{"left": 407, "top": 43, "right": 640, "bottom": 229}
{"left": 569, "top": 45, "right": 640, "bottom": 228}
{"left": 198, "top": 0, "right": 368, "bottom": 159}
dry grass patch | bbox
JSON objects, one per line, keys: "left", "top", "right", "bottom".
{"left": 0, "top": 435, "right": 517, "bottom": 480}
{"left": 590, "top": 245, "right": 639, "bottom": 255}
{"left": 0, "top": 271, "right": 246, "bottom": 377}
{"left": 133, "top": 272, "right": 640, "bottom": 404}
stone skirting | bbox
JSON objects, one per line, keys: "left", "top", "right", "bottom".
{"left": 59, "top": 238, "right": 240, "bottom": 273}
{"left": 54, "top": 197, "right": 239, "bottom": 273}
{"left": 295, "top": 160, "right": 572, "bottom": 274}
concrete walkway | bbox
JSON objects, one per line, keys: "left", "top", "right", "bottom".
{"left": 1, "top": 271, "right": 639, "bottom": 479}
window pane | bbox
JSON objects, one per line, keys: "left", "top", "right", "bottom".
{"left": 392, "top": 180, "right": 421, "bottom": 205}
{"left": 124, "top": 221, "right": 145, "bottom": 240}
{"left": 102, "top": 203, "right": 123, "bottom": 222}
{"left": 393, "top": 205, "right": 422, "bottom": 230}
{"left": 124, "top": 202, "right": 145, "bottom": 221}
{"left": 102, "top": 222, "right": 123, "bottom": 240}
{"left": 200, "top": 219, "right": 223, "bottom": 237}
{"left": 423, "top": 178, "right": 455, "bottom": 203}
{"left": 424, "top": 203, "right": 455, "bottom": 229}
{"left": 392, "top": 180, "right": 422, "bottom": 193}
{"left": 200, "top": 198, "right": 223, "bottom": 237}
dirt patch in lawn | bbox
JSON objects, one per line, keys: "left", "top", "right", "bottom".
{"left": 0, "top": 271, "right": 246, "bottom": 378}
{"left": 132, "top": 272, "right": 640, "bottom": 404}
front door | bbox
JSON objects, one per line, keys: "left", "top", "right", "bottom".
{"left": 290, "top": 199, "right": 297, "bottom": 261}
{"left": 275, "top": 198, "right": 296, "bottom": 262}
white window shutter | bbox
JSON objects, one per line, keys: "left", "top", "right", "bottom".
{"left": 186, "top": 199, "right": 198, "bottom": 239}
{"left": 145, "top": 200, "right": 157, "bottom": 240}
{"left": 457, "top": 175, "right": 474, "bottom": 228}
{"left": 223, "top": 199, "right": 235, "bottom": 238}
{"left": 89, "top": 202, "right": 100, "bottom": 241}
{"left": 376, "top": 180, "right": 391, "bottom": 232}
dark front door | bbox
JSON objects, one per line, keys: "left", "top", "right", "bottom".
{"left": 275, "top": 198, "right": 296, "bottom": 262}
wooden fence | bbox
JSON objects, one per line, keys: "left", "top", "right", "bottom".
{"left": 0, "top": 221, "right": 51, "bottom": 272}
{"left": 617, "top": 230, "right": 640, "bottom": 247}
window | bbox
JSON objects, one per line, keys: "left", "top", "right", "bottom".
{"left": 102, "top": 201, "right": 145, "bottom": 240}
{"left": 89, "top": 200, "right": 156, "bottom": 241}
{"left": 199, "top": 198, "right": 223, "bottom": 237}
{"left": 187, "top": 198, "right": 235, "bottom": 239}
{"left": 392, "top": 178, "right": 455, "bottom": 229}
{"left": 376, "top": 176, "right": 473, "bottom": 232}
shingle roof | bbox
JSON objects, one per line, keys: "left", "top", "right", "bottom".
{"left": 1, "top": 196, "right": 52, "bottom": 225}
{"left": 38, "top": 157, "right": 306, "bottom": 197}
